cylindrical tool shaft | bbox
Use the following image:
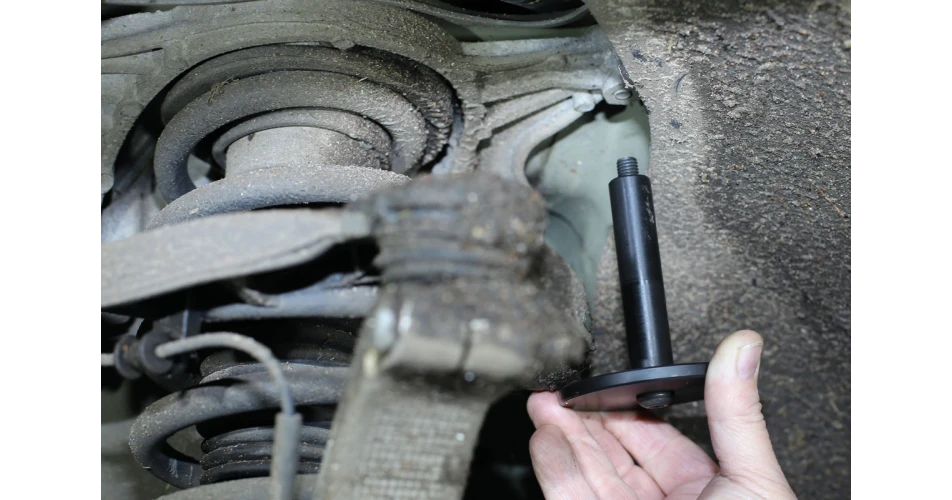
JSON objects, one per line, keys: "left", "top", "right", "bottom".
{"left": 609, "top": 159, "right": 674, "bottom": 369}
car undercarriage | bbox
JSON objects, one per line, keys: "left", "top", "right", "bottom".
{"left": 101, "top": 1, "right": 851, "bottom": 498}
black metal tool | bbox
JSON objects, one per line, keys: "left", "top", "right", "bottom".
{"left": 559, "top": 157, "right": 708, "bottom": 411}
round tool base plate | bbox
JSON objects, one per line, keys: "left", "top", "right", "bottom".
{"left": 559, "top": 363, "right": 708, "bottom": 411}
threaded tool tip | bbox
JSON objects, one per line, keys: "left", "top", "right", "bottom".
{"left": 616, "top": 157, "right": 639, "bottom": 177}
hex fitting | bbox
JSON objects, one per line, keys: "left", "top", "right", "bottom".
{"left": 112, "top": 332, "right": 175, "bottom": 380}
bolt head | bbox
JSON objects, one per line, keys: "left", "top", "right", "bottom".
{"left": 612, "top": 88, "right": 633, "bottom": 100}
{"left": 637, "top": 391, "right": 674, "bottom": 410}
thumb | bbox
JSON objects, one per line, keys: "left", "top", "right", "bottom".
{"left": 704, "top": 330, "right": 793, "bottom": 495}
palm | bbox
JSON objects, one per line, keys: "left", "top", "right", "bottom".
{"left": 527, "top": 331, "right": 797, "bottom": 500}
{"left": 529, "top": 391, "right": 716, "bottom": 500}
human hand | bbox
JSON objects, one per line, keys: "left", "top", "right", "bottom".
{"left": 528, "top": 330, "right": 797, "bottom": 499}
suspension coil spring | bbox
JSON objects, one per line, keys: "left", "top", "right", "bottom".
{"left": 127, "top": 42, "right": 455, "bottom": 490}
{"left": 193, "top": 325, "right": 352, "bottom": 485}
{"left": 146, "top": 43, "right": 454, "bottom": 228}
{"left": 128, "top": 324, "right": 354, "bottom": 489}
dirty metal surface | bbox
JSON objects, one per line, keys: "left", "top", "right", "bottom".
{"left": 585, "top": 1, "right": 850, "bottom": 496}
{"left": 316, "top": 174, "right": 589, "bottom": 498}
{"left": 101, "top": 209, "right": 370, "bottom": 308}
{"left": 100, "top": 0, "right": 617, "bottom": 197}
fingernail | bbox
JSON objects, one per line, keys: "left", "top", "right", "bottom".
{"left": 737, "top": 341, "right": 763, "bottom": 380}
